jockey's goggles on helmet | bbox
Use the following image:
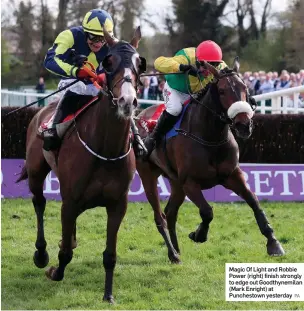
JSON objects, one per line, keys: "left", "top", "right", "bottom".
{"left": 86, "top": 32, "right": 105, "bottom": 43}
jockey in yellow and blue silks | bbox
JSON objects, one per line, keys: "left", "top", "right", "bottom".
{"left": 144, "top": 40, "right": 228, "bottom": 157}
{"left": 42, "top": 9, "right": 113, "bottom": 150}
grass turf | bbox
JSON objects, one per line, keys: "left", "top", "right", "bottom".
{"left": 1, "top": 199, "right": 304, "bottom": 310}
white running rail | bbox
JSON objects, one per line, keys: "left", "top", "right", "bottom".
{"left": 2, "top": 86, "right": 304, "bottom": 114}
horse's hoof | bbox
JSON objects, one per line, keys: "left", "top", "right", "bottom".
{"left": 33, "top": 250, "right": 49, "bottom": 268}
{"left": 169, "top": 252, "right": 181, "bottom": 264}
{"left": 103, "top": 295, "right": 115, "bottom": 304}
{"left": 267, "top": 240, "right": 285, "bottom": 256}
{"left": 45, "top": 266, "right": 63, "bottom": 281}
{"left": 58, "top": 239, "right": 77, "bottom": 249}
{"left": 188, "top": 232, "right": 207, "bottom": 243}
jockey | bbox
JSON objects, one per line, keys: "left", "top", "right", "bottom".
{"left": 43, "top": 9, "right": 146, "bottom": 156}
{"left": 144, "top": 40, "right": 228, "bottom": 157}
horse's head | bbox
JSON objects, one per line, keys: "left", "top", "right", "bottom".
{"left": 102, "top": 26, "right": 146, "bottom": 118}
{"left": 201, "top": 58, "right": 254, "bottom": 139}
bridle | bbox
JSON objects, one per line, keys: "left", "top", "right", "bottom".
{"left": 187, "top": 70, "right": 255, "bottom": 125}
{"left": 101, "top": 43, "right": 143, "bottom": 106}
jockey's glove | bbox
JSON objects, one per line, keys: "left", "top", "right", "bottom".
{"left": 76, "top": 66, "right": 94, "bottom": 80}
{"left": 179, "top": 64, "right": 198, "bottom": 76}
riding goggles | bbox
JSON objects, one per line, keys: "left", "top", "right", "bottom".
{"left": 86, "top": 33, "right": 105, "bottom": 43}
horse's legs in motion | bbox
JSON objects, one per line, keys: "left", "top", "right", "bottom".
{"left": 45, "top": 202, "right": 78, "bottom": 281}
{"left": 28, "top": 158, "right": 51, "bottom": 268}
{"left": 102, "top": 197, "right": 128, "bottom": 304}
{"left": 223, "top": 167, "right": 285, "bottom": 256}
{"left": 183, "top": 181, "right": 214, "bottom": 243}
{"left": 164, "top": 181, "right": 186, "bottom": 254}
{"left": 137, "top": 162, "right": 180, "bottom": 263}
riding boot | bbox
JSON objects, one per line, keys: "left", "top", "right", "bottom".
{"left": 130, "top": 118, "right": 147, "bottom": 159}
{"left": 144, "top": 110, "right": 179, "bottom": 158}
{"left": 43, "top": 91, "right": 79, "bottom": 151}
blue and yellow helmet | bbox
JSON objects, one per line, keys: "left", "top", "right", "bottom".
{"left": 82, "top": 9, "right": 114, "bottom": 36}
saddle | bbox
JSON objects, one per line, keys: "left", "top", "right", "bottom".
{"left": 38, "top": 96, "right": 99, "bottom": 138}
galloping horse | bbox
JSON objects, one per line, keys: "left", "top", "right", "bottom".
{"left": 136, "top": 59, "right": 285, "bottom": 261}
{"left": 17, "top": 27, "right": 145, "bottom": 303}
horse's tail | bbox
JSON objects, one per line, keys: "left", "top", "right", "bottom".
{"left": 16, "top": 164, "right": 28, "bottom": 183}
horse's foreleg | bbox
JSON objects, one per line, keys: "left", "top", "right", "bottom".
{"left": 102, "top": 197, "right": 128, "bottom": 304}
{"left": 183, "top": 181, "right": 213, "bottom": 243}
{"left": 137, "top": 162, "right": 180, "bottom": 263}
{"left": 45, "top": 203, "right": 77, "bottom": 281}
{"left": 223, "top": 167, "right": 285, "bottom": 256}
{"left": 164, "top": 181, "right": 186, "bottom": 254}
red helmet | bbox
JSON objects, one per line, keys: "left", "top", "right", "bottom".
{"left": 196, "top": 40, "right": 222, "bottom": 62}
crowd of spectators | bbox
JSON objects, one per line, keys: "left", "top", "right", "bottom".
{"left": 240, "top": 69, "right": 304, "bottom": 96}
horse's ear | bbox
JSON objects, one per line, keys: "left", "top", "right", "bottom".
{"left": 200, "top": 60, "right": 220, "bottom": 79}
{"left": 103, "top": 27, "right": 117, "bottom": 47}
{"left": 130, "top": 26, "right": 141, "bottom": 49}
{"left": 233, "top": 56, "right": 240, "bottom": 73}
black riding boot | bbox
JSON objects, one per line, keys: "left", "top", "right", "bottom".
{"left": 144, "top": 110, "right": 179, "bottom": 157}
{"left": 43, "top": 91, "right": 79, "bottom": 151}
{"left": 130, "top": 118, "right": 147, "bottom": 159}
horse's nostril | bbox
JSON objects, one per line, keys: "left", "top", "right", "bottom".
{"left": 133, "top": 98, "right": 138, "bottom": 107}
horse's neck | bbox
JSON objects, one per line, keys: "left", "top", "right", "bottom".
{"left": 82, "top": 97, "right": 130, "bottom": 157}
{"left": 185, "top": 90, "right": 228, "bottom": 141}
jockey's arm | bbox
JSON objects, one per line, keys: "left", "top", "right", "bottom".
{"left": 154, "top": 55, "right": 189, "bottom": 74}
{"left": 44, "top": 30, "right": 78, "bottom": 79}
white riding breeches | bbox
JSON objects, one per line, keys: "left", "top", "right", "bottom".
{"left": 57, "top": 79, "right": 100, "bottom": 98}
{"left": 163, "top": 82, "right": 191, "bottom": 116}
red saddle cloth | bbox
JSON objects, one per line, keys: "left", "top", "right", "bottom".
{"left": 40, "top": 96, "right": 98, "bottom": 131}
{"left": 138, "top": 104, "right": 166, "bottom": 133}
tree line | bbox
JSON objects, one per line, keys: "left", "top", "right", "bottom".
{"left": 1, "top": 0, "right": 303, "bottom": 87}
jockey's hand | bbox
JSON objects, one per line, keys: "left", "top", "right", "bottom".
{"left": 97, "top": 73, "right": 106, "bottom": 87}
{"left": 179, "top": 64, "right": 198, "bottom": 76}
{"left": 76, "top": 66, "right": 93, "bottom": 80}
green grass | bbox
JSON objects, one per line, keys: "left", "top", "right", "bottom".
{"left": 1, "top": 199, "right": 304, "bottom": 310}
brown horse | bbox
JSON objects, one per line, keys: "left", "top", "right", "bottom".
{"left": 17, "top": 27, "right": 145, "bottom": 303}
{"left": 136, "top": 59, "right": 285, "bottom": 261}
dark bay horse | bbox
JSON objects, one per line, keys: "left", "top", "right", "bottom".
{"left": 136, "top": 59, "right": 285, "bottom": 261}
{"left": 17, "top": 27, "right": 145, "bottom": 303}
